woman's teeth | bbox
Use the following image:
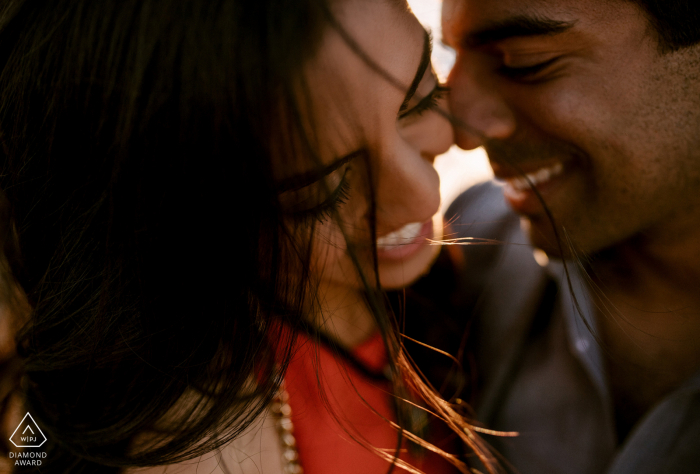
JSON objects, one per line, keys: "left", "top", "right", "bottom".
{"left": 506, "top": 162, "right": 564, "bottom": 191}
{"left": 376, "top": 222, "right": 423, "bottom": 250}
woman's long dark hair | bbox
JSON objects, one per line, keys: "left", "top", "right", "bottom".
{"left": 0, "top": 0, "right": 330, "bottom": 470}
{"left": 0, "top": 0, "right": 498, "bottom": 472}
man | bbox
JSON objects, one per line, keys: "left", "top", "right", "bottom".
{"left": 439, "top": 0, "right": 700, "bottom": 472}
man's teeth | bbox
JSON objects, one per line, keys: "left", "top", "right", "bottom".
{"left": 506, "top": 162, "right": 564, "bottom": 191}
{"left": 376, "top": 222, "right": 423, "bottom": 249}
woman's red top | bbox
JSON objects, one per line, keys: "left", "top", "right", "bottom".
{"left": 285, "top": 330, "right": 459, "bottom": 474}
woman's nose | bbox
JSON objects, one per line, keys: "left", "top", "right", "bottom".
{"left": 375, "top": 113, "right": 448, "bottom": 228}
{"left": 447, "top": 54, "right": 516, "bottom": 150}
{"left": 399, "top": 95, "right": 454, "bottom": 161}
{"left": 377, "top": 148, "right": 441, "bottom": 228}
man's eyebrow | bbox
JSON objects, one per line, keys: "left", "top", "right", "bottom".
{"left": 398, "top": 29, "right": 432, "bottom": 115}
{"left": 276, "top": 150, "right": 363, "bottom": 193}
{"left": 468, "top": 16, "right": 576, "bottom": 47}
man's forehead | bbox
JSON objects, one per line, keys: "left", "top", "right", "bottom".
{"left": 443, "top": 0, "right": 629, "bottom": 39}
{"left": 444, "top": 0, "right": 570, "bottom": 24}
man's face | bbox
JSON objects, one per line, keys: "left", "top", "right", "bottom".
{"left": 443, "top": 0, "right": 700, "bottom": 255}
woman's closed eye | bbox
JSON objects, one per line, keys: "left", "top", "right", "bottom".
{"left": 283, "top": 166, "right": 352, "bottom": 224}
{"left": 398, "top": 83, "right": 449, "bottom": 120}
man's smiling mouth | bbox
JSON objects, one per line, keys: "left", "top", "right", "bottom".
{"left": 491, "top": 160, "right": 569, "bottom": 215}
{"left": 503, "top": 162, "right": 564, "bottom": 191}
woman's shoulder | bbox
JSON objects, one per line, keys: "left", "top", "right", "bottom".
{"left": 126, "top": 409, "right": 284, "bottom": 474}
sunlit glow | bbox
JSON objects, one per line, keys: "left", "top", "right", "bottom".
{"left": 407, "top": 0, "right": 494, "bottom": 213}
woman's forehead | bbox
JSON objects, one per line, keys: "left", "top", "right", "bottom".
{"left": 317, "top": 0, "right": 425, "bottom": 90}
{"left": 291, "top": 0, "right": 426, "bottom": 163}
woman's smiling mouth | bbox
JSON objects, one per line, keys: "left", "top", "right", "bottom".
{"left": 375, "top": 220, "right": 434, "bottom": 260}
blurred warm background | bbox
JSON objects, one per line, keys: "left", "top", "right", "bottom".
{"left": 407, "top": 0, "right": 493, "bottom": 212}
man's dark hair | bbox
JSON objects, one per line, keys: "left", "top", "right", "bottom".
{"left": 631, "top": 0, "right": 700, "bottom": 51}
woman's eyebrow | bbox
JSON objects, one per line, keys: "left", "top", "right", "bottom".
{"left": 398, "top": 30, "right": 433, "bottom": 115}
{"left": 276, "top": 149, "right": 363, "bottom": 193}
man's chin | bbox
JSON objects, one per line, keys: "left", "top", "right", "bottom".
{"left": 521, "top": 215, "right": 617, "bottom": 261}
{"left": 520, "top": 216, "right": 568, "bottom": 259}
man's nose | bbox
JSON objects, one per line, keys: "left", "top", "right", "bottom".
{"left": 447, "top": 54, "right": 516, "bottom": 150}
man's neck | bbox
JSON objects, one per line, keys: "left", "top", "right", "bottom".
{"left": 587, "top": 225, "right": 700, "bottom": 442}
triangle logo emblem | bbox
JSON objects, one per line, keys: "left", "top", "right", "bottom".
{"left": 9, "top": 413, "right": 47, "bottom": 448}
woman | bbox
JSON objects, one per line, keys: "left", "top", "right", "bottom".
{"left": 0, "top": 0, "right": 496, "bottom": 472}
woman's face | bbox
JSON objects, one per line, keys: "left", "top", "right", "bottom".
{"left": 277, "top": 0, "right": 452, "bottom": 296}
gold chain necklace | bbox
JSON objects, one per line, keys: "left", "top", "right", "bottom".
{"left": 271, "top": 380, "right": 304, "bottom": 474}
